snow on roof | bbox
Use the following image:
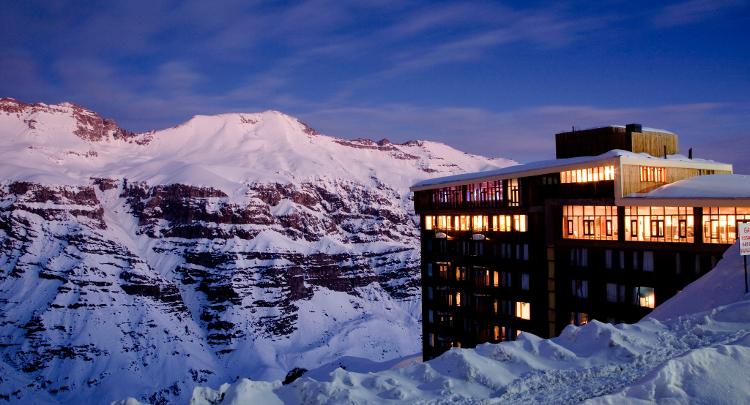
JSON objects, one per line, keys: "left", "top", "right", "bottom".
{"left": 610, "top": 125, "right": 676, "bottom": 134}
{"left": 627, "top": 174, "right": 750, "bottom": 199}
{"left": 411, "top": 150, "right": 727, "bottom": 190}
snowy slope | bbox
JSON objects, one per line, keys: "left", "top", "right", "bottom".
{"left": 0, "top": 98, "right": 515, "bottom": 404}
{"left": 0, "top": 98, "right": 512, "bottom": 192}
{"left": 177, "top": 242, "right": 750, "bottom": 405}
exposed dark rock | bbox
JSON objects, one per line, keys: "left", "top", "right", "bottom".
{"left": 282, "top": 367, "right": 308, "bottom": 385}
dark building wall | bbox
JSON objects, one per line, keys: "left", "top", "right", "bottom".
{"left": 417, "top": 177, "right": 734, "bottom": 360}
{"left": 555, "top": 126, "right": 678, "bottom": 159}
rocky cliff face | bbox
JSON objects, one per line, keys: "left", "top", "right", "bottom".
{"left": 0, "top": 98, "right": 514, "bottom": 404}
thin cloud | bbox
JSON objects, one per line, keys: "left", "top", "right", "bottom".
{"left": 299, "top": 102, "right": 750, "bottom": 165}
{"left": 652, "top": 0, "right": 746, "bottom": 27}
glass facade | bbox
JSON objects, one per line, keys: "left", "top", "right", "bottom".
{"left": 624, "top": 206, "right": 694, "bottom": 243}
{"left": 424, "top": 214, "right": 528, "bottom": 232}
{"left": 702, "top": 207, "right": 750, "bottom": 244}
{"left": 563, "top": 205, "right": 618, "bottom": 241}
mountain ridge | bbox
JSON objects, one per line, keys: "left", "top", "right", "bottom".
{"left": 0, "top": 97, "right": 515, "bottom": 404}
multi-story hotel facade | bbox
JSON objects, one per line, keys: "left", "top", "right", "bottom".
{"left": 412, "top": 124, "right": 750, "bottom": 360}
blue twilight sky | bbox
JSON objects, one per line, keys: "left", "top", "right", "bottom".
{"left": 1, "top": 0, "right": 749, "bottom": 169}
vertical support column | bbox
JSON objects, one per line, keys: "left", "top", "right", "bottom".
{"left": 546, "top": 245, "right": 556, "bottom": 338}
{"left": 695, "top": 207, "right": 703, "bottom": 245}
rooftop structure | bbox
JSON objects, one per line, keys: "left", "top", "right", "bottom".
{"left": 555, "top": 124, "right": 678, "bottom": 159}
{"left": 412, "top": 124, "right": 749, "bottom": 360}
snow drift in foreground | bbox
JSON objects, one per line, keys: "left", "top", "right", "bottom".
{"left": 119, "top": 243, "right": 749, "bottom": 404}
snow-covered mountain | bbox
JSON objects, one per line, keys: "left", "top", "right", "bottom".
{"left": 0, "top": 98, "right": 515, "bottom": 404}
{"left": 151, "top": 242, "right": 750, "bottom": 405}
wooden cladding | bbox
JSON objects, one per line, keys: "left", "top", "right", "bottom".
{"left": 631, "top": 131, "right": 678, "bottom": 158}
{"left": 621, "top": 165, "right": 731, "bottom": 196}
{"left": 556, "top": 126, "right": 678, "bottom": 159}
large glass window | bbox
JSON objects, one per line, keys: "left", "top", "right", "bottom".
{"left": 563, "top": 205, "right": 618, "bottom": 240}
{"left": 702, "top": 207, "right": 750, "bottom": 244}
{"left": 428, "top": 181, "right": 504, "bottom": 208}
{"left": 560, "top": 165, "right": 615, "bottom": 183}
{"left": 432, "top": 214, "right": 528, "bottom": 232}
{"left": 515, "top": 302, "right": 531, "bottom": 320}
{"left": 454, "top": 215, "right": 470, "bottom": 231}
{"left": 624, "top": 206, "right": 694, "bottom": 243}
{"left": 472, "top": 215, "right": 489, "bottom": 232}
{"left": 465, "top": 181, "right": 503, "bottom": 206}
{"left": 508, "top": 179, "right": 520, "bottom": 207}
{"left": 424, "top": 215, "right": 435, "bottom": 230}
{"left": 491, "top": 215, "right": 528, "bottom": 232}
{"left": 634, "top": 286, "right": 655, "bottom": 308}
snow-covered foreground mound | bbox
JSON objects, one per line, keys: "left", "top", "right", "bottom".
{"left": 163, "top": 243, "right": 750, "bottom": 405}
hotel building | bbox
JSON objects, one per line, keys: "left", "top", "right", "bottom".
{"left": 411, "top": 124, "right": 750, "bottom": 360}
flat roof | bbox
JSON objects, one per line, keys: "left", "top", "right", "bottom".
{"left": 411, "top": 150, "right": 731, "bottom": 191}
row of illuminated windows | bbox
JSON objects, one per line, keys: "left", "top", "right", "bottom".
{"left": 563, "top": 205, "right": 618, "bottom": 241}
{"left": 425, "top": 290, "right": 531, "bottom": 321}
{"left": 427, "top": 263, "right": 530, "bottom": 290}
{"left": 426, "top": 299, "right": 525, "bottom": 323}
{"left": 560, "top": 165, "right": 615, "bottom": 184}
{"left": 703, "top": 207, "right": 750, "bottom": 244}
{"left": 427, "top": 179, "right": 520, "bottom": 207}
{"left": 640, "top": 166, "right": 666, "bottom": 182}
{"left": 431, "top": 181, "right": 502, "bottom": 205}
{"left": 624, "top": 206, "right": 695, "bottom": 243}
{"left": 424, "top": 214, "right": 528, "bottom": 232}
{"left": 564, "top": 205, "right": 700, "bottom": 243}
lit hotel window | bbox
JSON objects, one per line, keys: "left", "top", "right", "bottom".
{"left": 640, "top": 166, "right": 666, "bottom": 182}
{"left": 472, "top": 215, "right": 488, "bottom": 232}
{"left": 702, "top": 207, "right": 750, "bottom": 244}
{"left": 562, "top": 205, "right": 618, "bottom": 241}
{"left": 515, "top": 302, "right": 531, "bottom": 320}
{"left": 560, "top": 165, "right": 615, "bottom": 183}
{"left": 491, "top": 215, "right": 528, "bottom": 232}
{"left": 508, "top": 178, "right": 520, "bottom": 206}
{"left": 424, "top": 215, "right": 434, "bottom": 230}
{"left": 438, "top": 262, "right": 449, "bottom": 279}
{"left": 570, "top": 312, "right": 588, "bottom": 326}
{"left": 514, "top": 215, "right": 527, "bottom": 232}
{"left": 454, "top": 215, "right": 471, "bottom": 231}
{"left": 634, "top": 286, "right": 655, "bottom": 308}
{"left": 625, "top": 207, "right": 694, "bottom": 243}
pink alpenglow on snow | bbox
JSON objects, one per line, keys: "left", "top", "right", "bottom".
{"left": 119, "top": 242, "right": 750, "bottom": 404}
